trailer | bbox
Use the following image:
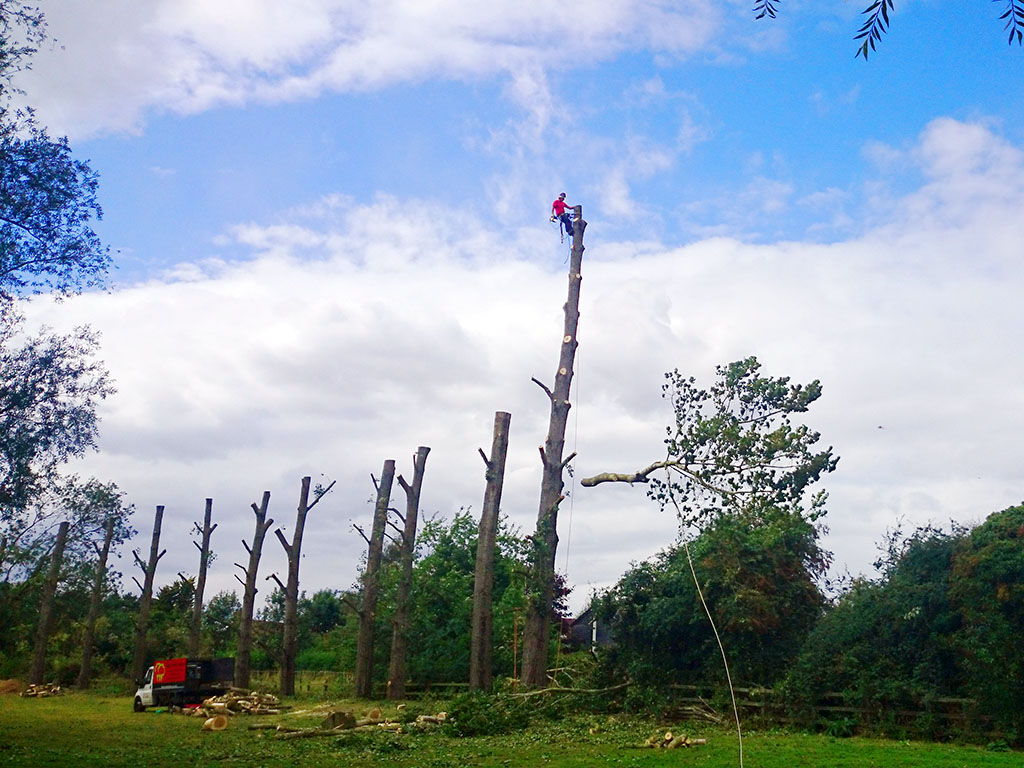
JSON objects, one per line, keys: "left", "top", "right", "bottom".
{"left": 133, "top": 657, "right": 233, "bottom": 712}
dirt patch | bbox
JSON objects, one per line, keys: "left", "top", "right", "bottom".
{"left": 0, "top": 679, "right": 26, "bottom": 695}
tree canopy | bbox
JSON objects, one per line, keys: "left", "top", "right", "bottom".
{"left": 596, "top": 503, "right": 830, "bottom": 689}
{"left": 583, "top": 356, "right": 838, "bottom": 531}
{"left": 0, "top": 3, "right": 110, "bottom": 298}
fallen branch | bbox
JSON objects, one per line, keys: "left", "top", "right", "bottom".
{"left": 511, "top": 681, "right": 630, "bottom": 698}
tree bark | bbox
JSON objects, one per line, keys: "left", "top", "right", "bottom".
{"left": 521, "top": 205, "right": 586, "bottom": 689}
{"left": 354, "top": 459, "right": 395, "bottom": 698}
{"left": 235, "top": 492, "right": 272, "bottom": 690}
{"left": 469, "top": 411, "right": 512, "bottom": 691}
{"left": 77, "top": 516, "right": 115, "bottom": 688}
{"left": 388, "top": 447, "right": 430, "bottom": 700}
{"left": 29, "top": 521, "right": 68, "bottom": 685}
{"left": 188, "top": 498, "right": 217, "bottom": 657}
{"left": 131, "top": 506, "right": 166, "bottom": 683}
{"left": 274, "top": 476, "right": 333, "bottom": 696}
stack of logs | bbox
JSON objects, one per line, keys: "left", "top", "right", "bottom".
{"left": 641, "top": 730, "right": 707, "bottom": 749}
{"left": 20, "top": 683, "right": 63, "bottom": 698}
{"left": 188, "top": 689, "right": 286, "bottom": 718}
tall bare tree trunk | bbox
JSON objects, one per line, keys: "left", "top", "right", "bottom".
{"left": 521, "top": 205, "right": 586, "bottom": 689}
{"left": 271, "top": 476, "right": 334, "bottom": 697}
{"left": 188, "top": 498, "right": 217, "bottom": 657}
{"left": 78, "top": 517, "right": 115, "bottom": 688}
{"left": 29, "top": 521, "right": 69, "bottom": 685}
{"left": 469, "top": 411, "right": 512, "bottom": 691}
{"left": 235, "top": 492, "right": 272, "bottom": 690}
{"left": 354, "top": 459, "right": 395, "bottom": 699}
{"left": 388, "top": 447, "right": 430, "bottom": 700}
{"left": 131, "top": 506, "right": 166, "bottom": 683}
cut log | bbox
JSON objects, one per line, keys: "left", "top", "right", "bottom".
{"left": 202, "top": 715, "right": 228, "bottom": 731}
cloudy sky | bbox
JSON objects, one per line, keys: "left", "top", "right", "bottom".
{"left": 15, "top": 1, "right": 1024, "bottom": 613}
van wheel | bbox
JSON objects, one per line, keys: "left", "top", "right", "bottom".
{"left": 134, "top": 697, "right": 145, "bottom": 713}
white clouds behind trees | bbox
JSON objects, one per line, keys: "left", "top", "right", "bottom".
{"left": 24, "top": 118, "right": 1024, "bottom": 609}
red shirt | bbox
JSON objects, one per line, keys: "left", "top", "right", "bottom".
{"left": 552, "top": 198, "right": 568, "bottom": 216}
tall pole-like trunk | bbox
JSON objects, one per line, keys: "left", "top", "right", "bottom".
{"left": 354, "top": 459, "right": 395, "bottom": 699}
{"left": 272, "top": 475, "right": 333, "bottom": 696}
{"left": 131, "top": 506, "right": 166, "bottom": 683}
{"left": 469, "top": 411, "right": 512, "bottom": 691}
{"left": 235, "top": 491, "right": 272, "bottom": 690}
{"left": 29, "top": 521, "right": 69, "bottom": 685}
{"left": 77, "top": 517, "right": 115, "bottom": 688}
{"left": 388, "top": 447, "right": 430, "bottom": 700}
{"left": 521, "top": 206, "right": 586, "bottom": 689}
{"left": 188, "top": 498, "right": 217, "bottom": 657}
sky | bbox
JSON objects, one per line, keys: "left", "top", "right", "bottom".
{"left": 12, "top": 0, "right": 1024, "bottom": 614}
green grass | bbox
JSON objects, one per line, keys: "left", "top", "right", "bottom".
{"left": 0, "top": 691, "right": 1019, "bottom": 768}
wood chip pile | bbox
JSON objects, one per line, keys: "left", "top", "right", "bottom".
{"left": 20, "top": 684, "right": 63, "bottom": 698}
{"left": 187, "top": 690, "right": 287, "bottom": 717}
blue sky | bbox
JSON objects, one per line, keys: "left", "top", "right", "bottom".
{"left": 15, "top": 1, "right": 1024, "bottom": 610}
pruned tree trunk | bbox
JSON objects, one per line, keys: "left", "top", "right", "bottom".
{"left": 388, "top": 447, "right": 430, "bottom": 700}
{"left": 188, "top": 498, "right": 217, "bottom": 657}
{"left": 77, "top": 516, "right": 115, "bottom": 689}
{"left": 131, "top": 506, "right": 166, "bottom": 683}
{"left": 272, "top": 476, "right": 334, "bottom": 697}
{"left": 354, "top": 459, "right": 395, "bottom": 699}
{"left": 469, "top": 411, "right": 512, "bottom": 691}
{"left": 235, "top": 491, "right": 273, "bottom": 690}
{"left": 521, "top": 205, "right": 586, "bottom": 689}
{"left": 29, "top": 521, "right": 68, "bottom": 685}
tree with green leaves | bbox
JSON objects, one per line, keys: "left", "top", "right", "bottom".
{"left": 0, "top": 306, "right": 114, "bottom": 522}
{"left": 582, "top": 356, "right": 838, "bottom": 529}
{"left": 203, "top": 590, "right": 241, "bottom": 657}
{"left": 1, "top": 4, "right": 110, "bottom": 298}
{"left": 596, "top": 503, "right": 830, "bottom": 689}
{"left": 753, "top": 1, "right": 1024, "bottom": 59}
{"left": 786, "top": 504, "right": 1024, "bottom": 741}
{"left": 1, "top": 3, "right": 125, "bottom": 644}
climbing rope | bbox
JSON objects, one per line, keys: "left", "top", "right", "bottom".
{"left": 667, "top": 480, "right": 744, "bottom": 768}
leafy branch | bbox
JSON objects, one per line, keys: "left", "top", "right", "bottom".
{"left": 854, "top": 1, "right": 894, "bottom": 60}
{"left": 753, "top": 1, "right": 1024, "bottom": 59}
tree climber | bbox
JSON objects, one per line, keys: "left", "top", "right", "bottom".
{"left": 550, "top": 192, "right": 575, "bottom": 240}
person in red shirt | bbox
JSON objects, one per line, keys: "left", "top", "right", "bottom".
{"left": 550, "top": 192, "right": 574, "bottom": 238}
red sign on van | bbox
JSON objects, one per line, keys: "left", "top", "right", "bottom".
{"left": 153, "top": 657, "right": 187, "bottom": 684}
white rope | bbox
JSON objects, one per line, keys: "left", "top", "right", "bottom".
{"left": 667, "top": 483, "right": 743, "bottom": 768}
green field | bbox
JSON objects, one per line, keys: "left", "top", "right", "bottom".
{"left": 0, "top": 692, "right": 1020, "bottom": 768}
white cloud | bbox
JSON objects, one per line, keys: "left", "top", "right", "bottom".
{"left": 23, "top": 0, "right": 722, "bottom": 138}
{"left": 21, "top": 118, "right": 1024, "bottom": 611}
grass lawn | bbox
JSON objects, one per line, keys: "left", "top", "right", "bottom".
{"left": 0, "top": 691, "right": 1018, "bottom": 768}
